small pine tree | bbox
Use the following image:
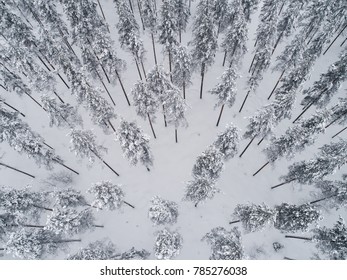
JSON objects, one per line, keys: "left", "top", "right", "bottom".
{"left": 314, "top": 178, "right": 347, "bottom": 209}
{"left": 154, "top": 228, "right": 183, "bottom": 260}
{"left": 173, "top": 0, "right": 190, "bottom": 42}
{"left": 203, "top": 227, "right": 245, "bottom": 260}
{"left": 213, "top": 123, "right": 240, "bottom": 160}
{"left": 41, "top": 95, "right": 82, "bottom": 128}
{"left": 115, "top": 247, "right": 150, "bottom": 260}
{"left": 280, "top": 139, "right": 347, "bottom": 185}
{"left": 162, "top": 87, "right": 188, "bottom": 129}
{"left": 148, "top": 196, "right": 179, "bottom": 225}
{"left": 233, "top": 203, "right": 275, "bottom": 233}
{"left": 171, "top": 44, "right": 192, "bottom": 99}
{"left": 115, "top": 120, "right": 154, "bottom": 170}
{"left": 45, "top": 208, "right": 98, "bottom": 236}
{"left": 88, "top": 181, "right": 125, "bottom": 211}
{"left": 312, "top": 217, "right": 347, "bottom": 260}
{"left": 69, "top": 129, "right": 107, "bottom": 164}
{"left": 192, "top": 146, "right": 224, "bottom": 180}
{"left": 68, "top": 239, "right": 117, "bottom": 260}
{"left": 184, "top": 177, "right": 219, "bottom": 207}
{"left": 158, "top": 0, "right": 178, "bottom": 48}
{"left": 221, "top": 0, "right": 248, "bottom": 67}
{"left": 274, "top": 203, "right": 321, "bottom": 232}
{"left": 51, "top": 188, "right": 88, "bottom": 208}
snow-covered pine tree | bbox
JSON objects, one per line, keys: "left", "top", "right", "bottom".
{"left": 68, "top": 239, "right": 117, "bottom": 260}
{"left": 264, "top": 110, "right": 331, "bottom": 163}
{"left": 300, "top": 49, "right": 347, "bottom": 110}
{"left": 88, "top": 181, "right": 134, "bottom": 210}
{"left": 171, "top": 44, "right": 192, "bottom": 99}
{"left": 327, "top": 97, "right": 347, "bottom": 128}
{"left": 139, "top": 0, "right": 158, "bottom": 64}
{"left": 45, "top": 208, "right": 101, "bottom": 236}
{"left": 158, "top": 0, "right": 178, "bottom": 56}
{"left": 184, "top": 177, "right": 219, "bottom": 207}
{"left": 312, "top": 217, "right": 347, "bottom": 260}
{"left": 146, "top": 65, "right": 173, "bottom": 126}
{"left": 192, "top": 146, "right": 224, "bottom": 180}
{"left": 232, "top": 203, "right": 275, "bottom": 233}
{"left": 274, "top": 203, "right": 321, "bottom": 233}
{"left": 190, "top": 0, "right": 218, "bottom": 99}
{"left": 114, "top": 247, "right": 150, "bottom": 260}
{"left": 212, "top": 0, "right": 230, "bottom": 35}
{"left": 116, "top": 0, "right": 146, "bottom": 80}
{"left": 115, "top": 120, "right": 153, "bottom": 171}
{"left": 148, "top": 196, "right": 179, "bottom": 225}
{"left": 277, "top": 139, "right": 347, "bottom": 187}
{"left": 154, "top": 228, "right": 183, "bottom": 260}
{"left": 213, "top": 123, "right": 240, "bottom": 160}
{"left": 240, "top": 0, "right": 259, "bottom": 22}
{"left": 69, "top": 129, "right": 119, "bottom": 176}
{"left": 0, "top": 106, "right": 66, "bottom": 170}
{"left": 172, "top": 0, "right": 190, "bottom": 43}
{"left": 240, "top": 104, "right": 277, "bottom": 157}
{"left": 0, "top": 62, "right": 43, "bottom": 110}
{"left": 0, "top": 187, "right": 50, "bottom": 221}
{"left": 272, "top": 0, "right": 305, "bottom": 55}
{"left": 202, "top": 227, "right": 244, "bottom": 260}
{"left": 51, "top": 188, "right": 89, "bottom": 209}
{"left": 131, "top": 80, "right": 159, "bottom": 138}
{"left": 41, "top": 94, "right": 82, "bottom": 128}
{"left": 220, "top": 0, "right": 248, "bottom": 67}
{"left": 4, "top": 228, "right": 80, "bottom": 259}
{"left": 313, "top": 177, "right": 347, "bottom": 209}
{"left": 210, "top": 67, "right": 238, "bottom": 126}
{"left": 242, "top": 0, "right": 281, "bottom": 112}
{"left": 163, "top": 86, "right": 188, "bottom": 142}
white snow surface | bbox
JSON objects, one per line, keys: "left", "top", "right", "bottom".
{"left": 0, "top": 0, "right": 346, "bottom": 260}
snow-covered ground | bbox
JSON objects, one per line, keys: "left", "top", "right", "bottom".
{"left": 1, "top": 0, "right": 346, "bottom": 260}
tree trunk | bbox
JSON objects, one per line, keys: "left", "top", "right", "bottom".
{"left": 248, "top": 53, "right": 256, "bottom": 73}
{"left": 108, "top": 120, "right": 116, "bottom": 132}
{"left": 253, "top": 161, "right": 270, "bottom": 176}
{"left": 268, "top": 69, "right": 285, "bottom": 100}
{"left": 162, "top": 104, "right": 167, "bottom": 127}
{"left": 11, "top": 0, "right": 33, "bottom": 27}
{"left": 278, "top": 1, "right": 285, "bottom": 15}
{"left": 136, "top": 0, "right": 145, "bottom": 31}
{"left": 32, "top": 204, "right": 53, "bottom": 211}
{"left": 96, "top": 71, "right": 116, "bottom": 106}
{"left": 179, "top": 30, "right": 182, "bottom": 43}
{"left": 284, "top": 235, "right": 312, "bottom": 241}
{"left": 272, "top": 31, "right": 284, "bottom": 55}
{"left": 97, "top": 0, "right": 110, "bottom": 33}
{"left": 257, "top": 136, "right": 265, "bottom": 146}
{"left": 0, "top": 162, "right": 35, "bottom": 178}
{"left": 307, "top": 28, "right": 318, "bottom": 45}
{"left": 332, "top": 126, "right": 347, "bottom": 138}
{"left": 91, "top": 150, "right": 120, "bottom": 176}
{"left": 43, "top": 142, "right": 54, "bottom": 149}
{"left": 151, "top": 33, "right": 157, "bottom": 65}
{"left": 325, "top": 112, "right": 347, "bottom": 128}
{"left": 283, "top": 257, "right": 295, "bottom": 260}
{"left": 140, "top": 59, "right": 147, "bottom": 78}
{"left": 0, "top": 83, "right": 7, "bottom": 91}
{"left": 53, "top": 91, "right": 65, "bottom": 104}
{"left": 129, "top": 0, "right": 134, "bottom": 13}
{"left": 115, "top": 70, "right": 131, "bottom": 106}
{"left": 124, "top": 201, "right": 135, "bottom": 208}
{"left": 340, "top": 36, "right": 347, "bottom": 46}
{"left": 239, "top": 135, "right": 256, "bottom": 158}
{"left": 229, "top": 219, "right": 241, "bottom": 225}
{"left": 271, "top": 179, "right": 296, "bottom": 190}
{"left": 183, "top": 80, "right": 186, "bottom": 99}
{"left": 93, "top": 225, "right": 104, "bottom": 228}
{"left": 52, "top": 239, "right": 82, "bottom": 244}
{"left": 147, "top": 113, "right": 156, "bottom": 139}
{"left": 293, "top": 100, "right": 314, "bottom": 123}
{"left": 216, "top": 104, "right": 225, "bottom": 127}
{"left": 1, "top": 101, "right": 25, "bottom": 117}
{"left": 239, "top": 90, "right": 250, "bottom": 113}
{"left": 175, "top": 128, "right": 178, "bottom": 143}
{"left": 21, "top": 224, "right": 45, "bottom": 228}
{"left": 23, "top": 90, "right": 45, "bottom": 111}
{"left": 135, "top": 59, "right": 143, "bottom": 80}
{"left": 36, "top": 54, "right": 51, "bottom": 71}
{"left": 310, "top": 194, "right": 338, "bottom": 205}
{"left": 57, "top": 73, "right": 70, "bottom": 89}
{"left": 52, "top": 158, "right": 79, "bottom": 175}
{"left": 199, "top": 63, "right": 205, "bottom": 99}
{"left": 323, "top": 23, "right": 347, "bottom": 55}
{"left": 169, "top": 50, "right": 172, "bottom": 82}
{"left": 222, "top": 51, "right": 227, "bottom": 67}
